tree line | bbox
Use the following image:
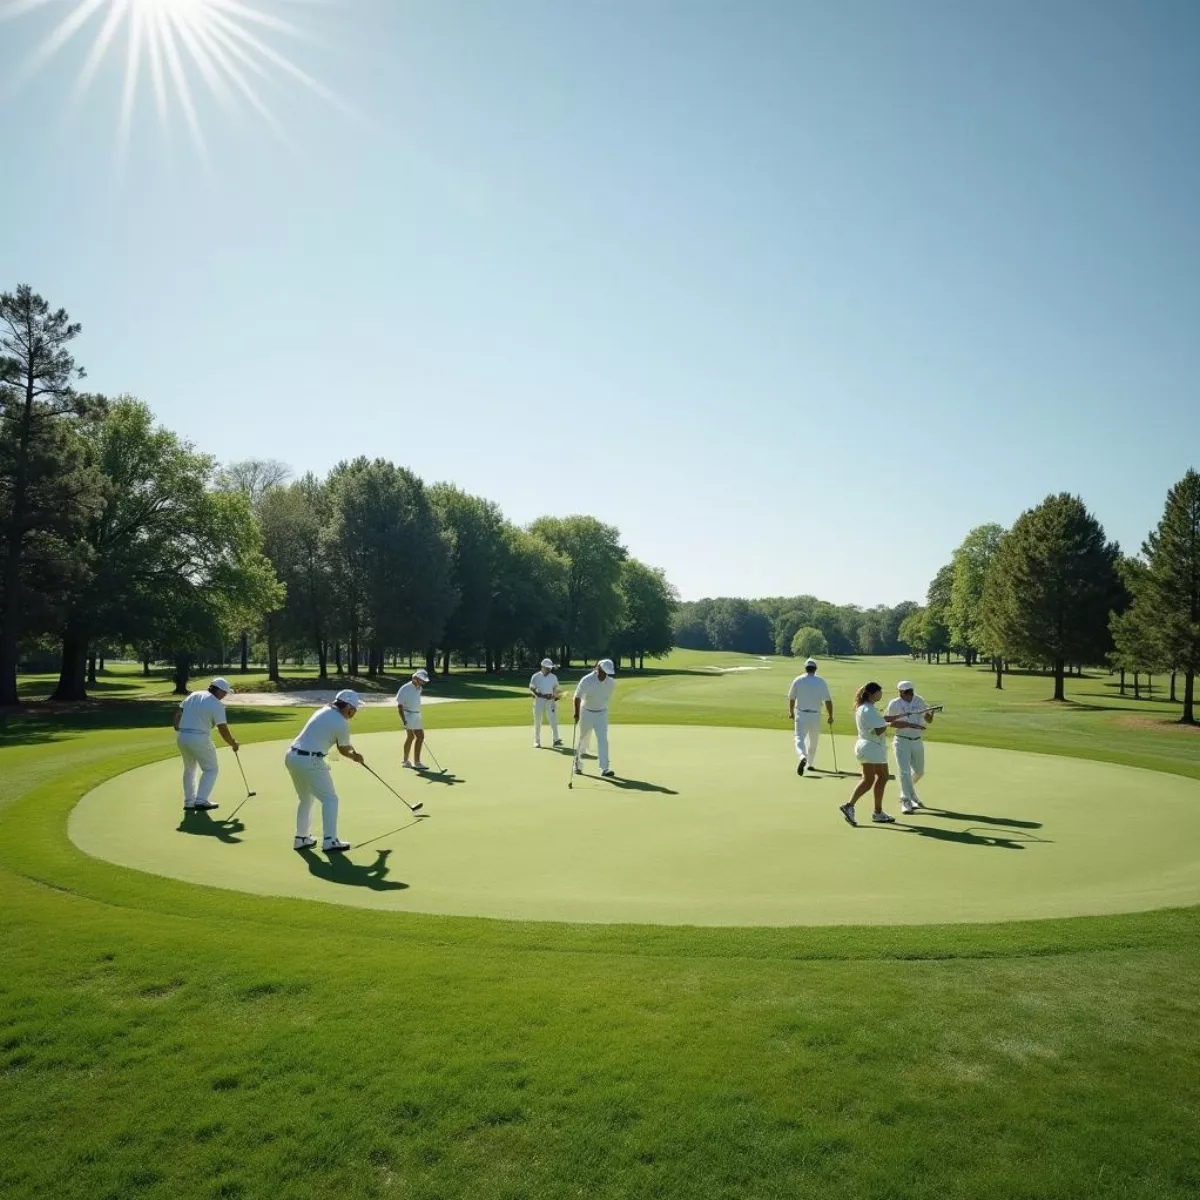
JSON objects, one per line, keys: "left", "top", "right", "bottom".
{"left": 0, "top": 284, "right": 676, "bottom": 704}
{"left": 901, "top": 483, "right": 1200, "bottom": 722}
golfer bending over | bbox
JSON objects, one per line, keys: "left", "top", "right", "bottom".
{"left": 396, "top": 668, "right": 431, "bottom": 770}
{"left": 173, "top": 676, "right": 238, "bottom": 811}
{"left": 285, "top": 689, "right": 365, "bottom": 853}
{"left": 838, "top": 682, "right": 922, "bottom": 827}
{"left": 573, "top": 658, "right": 616, "bottom": 778}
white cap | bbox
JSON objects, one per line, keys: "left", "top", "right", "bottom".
{"left": 598, "top": 658, "right": 616, "bottom": 674}
{"left": 804, "top": 658, "right": 818, "bottom": 668}
{"left": 334, "top": 689, "right": 362, "bottom": 709}
{"left": 897, "top": 680, "right": 915, "bottom": 692}
{"left": 413, "top": 668, "right": 431, "bottom": 683}
{"left": 210, "top": 677, "right": 232, "bottom": 694}
{"left": 540, "top": 658, "right": 555, "bottom": 668}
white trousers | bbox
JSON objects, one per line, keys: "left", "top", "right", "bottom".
{"left": 285, "top": 750, "right": 340, "bottom": 841}
{"left": 177, "top": 732, "right": 219, "bottom": 803}
{"left": 576, "top": 709, "right": 610, "bottom": 772}
{"left": 793, "top": 713, "right": 822, "bottom": 766}
{"left": 893, "top": 737, "right": 925, "bottom": 803}
{"left": 533, "top": 697, "right": 560, "bottom": 745}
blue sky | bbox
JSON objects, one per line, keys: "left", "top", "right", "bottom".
{"left": 2, "top": 0, "right": 1197, "bottom": 605}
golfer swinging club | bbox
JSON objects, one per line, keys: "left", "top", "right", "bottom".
{"left": 285, "top": 689, "right": 365, "bottom": 853}
{"left": 396, "top": 668, "right": 431, "bottom": 770}
{"left": 172, "top": 676, "right": 238, "bottom": 811}
{"left": 787, "top": 657, "right": 834, "bottom": 776}
{"left": 887, "top": 680, "right": 935, "bottom": 814}
{"left": 573, "top": 658, "right": 617, "bottom": 778}
{"left": 530, "top": 658, "right": 563, "bottom": 748}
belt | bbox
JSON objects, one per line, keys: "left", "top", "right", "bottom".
{"left": 584, "top": 708, "right": 607, "bottom": 713}
{"left": 796, "top": 709, "right": 819, "bottom": 713}
{"left": 896, "top": 735, "right": 922, "bottom": 741}
{"left": 290, "top": 748, "right": 325, "bottom": 758}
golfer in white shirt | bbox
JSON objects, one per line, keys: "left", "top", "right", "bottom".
{"left": 396, "top": 669, "right": 430, "bottom": 770}
{"left": 573, "top": 659, "right": 617, "bottom": 777}
{"left": 838, "top": 681, "right": 923, "bottom": 827}
{"left": 786, "top": 658, "right": 834, "bottom": 776}
{"left": 530, "top": 658, "right": 563, "bottom": 748}
{"left": 886, "top": 681, "right": 935, "bottom": 814}
{"left": 173, "top": 677, "right": 238, "bottom": 811}
{"left": 285, "top": 690, "right": 365, "bottom": 852}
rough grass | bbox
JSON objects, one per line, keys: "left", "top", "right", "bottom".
{"left": 2, "top": 651, "right": 1200, "bottom": 1198}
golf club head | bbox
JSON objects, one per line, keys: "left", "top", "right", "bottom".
{"left": 413, "top": 802, "right": 423, "bottom": 812}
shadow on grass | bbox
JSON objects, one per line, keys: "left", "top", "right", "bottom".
{"left": 417, "top": 771, "right": 465, "bottom": 787}
{"left": 177, "top": 809, "right": 245, "bottom": 844}
{"left": 923, "top": 808, "right": 1043, "bottom": 830}
{"left": 297, "top": 847, "right": 409, "bottom": 891}
{"left": 353, "top": 818, "right": 429, "bottom": 850}
{"left": 872, "top": 822, "right": 1051, "bottom": 850}
{"left": 593, "top": 775, "right": 680, "bottom": 795}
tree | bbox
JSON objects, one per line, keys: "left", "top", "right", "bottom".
{"left": 899, "top": 608, "right": 927, "bottom": 657}
{"left": 528, "top": 516, "right": 626, "bottom": 664}
{"left": 947, "top": 523, "right": 1005, "bottom": 665}
{"left": 773, "top": 608, "right": 811, "bottom": 656}
{"left": 215, "top": 459, "right": 291, "bottom": 507}
{"left": 612, "top": 559, "right": 676, "bottom": 668}
{"left": 487, "top": 526, "right": 568, "bottom": 670}
{"left": 981, "top": 494, "right": 1122, "bottom": 701}
{"left": 791, "top": 626, "right": 829, "bottom": 659}
{"left": 1134, "top": 469, "right": 1200, "bottom": 723}
{"left": 702, "top": 598, "right": 774, "bottom": 655}
{"left": 0, "top": 285, "right": 101, "bottom": 705}
{"left": 430, "top": 484, "right": 503, "bottom": 672}
{"left": 672, "top": 604, "right": 711, "bottom": 650}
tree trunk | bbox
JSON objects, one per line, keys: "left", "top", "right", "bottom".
{"left": 173, "top": 655, "right": 192, "bottom": 696}
{"left": 267, "top": 617, "right": 280, "bottom": 684}
{"left": 1133, "top": 672, "right": 1140, "bottom": 700}
{"left": 1053, "top": 657, "right": 1065, "bottom": 701}
{"left": 1170, "top": 672, "right": 1177, "bottom": 703}
{"left": 1119, "top": 667, "right": 1126, "bottom": 696}
{"left": 1183, "top": 670, "right": 1196, "bottom": 724}
{"left": 640, "top": 653, "right": 645, "bottom": 670}
{"left": 87, "top": 650, "right": 97, "bottom": 686}
{"left": 994, "top": 657, "right": 1003, "bottom": 689}
{"left": 51, "top": 630, "right": 90, "bottom": 702}
{"left": 317, "top": 640, "right": 328, "bottom": 680}
{"left": 240, "top": 632, "right": 249, "bottom": 673}
{"left": 442, "top": 648, "right": 450, "bottom": 675}
{"left": 349, "top": 628, "right": 359, "bottom": 677}
{"left": 425, "top": 646, "right": 437, "bottom": 677}
{"left": 143, "top": 649, "right": 151, "bottom": 677}
{"left": 0, "top": 550, "right": 23, "bottom": 706}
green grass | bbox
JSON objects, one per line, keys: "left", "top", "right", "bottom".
{"left": 3, "top": 650, "right": 1200, "bottom": 1198}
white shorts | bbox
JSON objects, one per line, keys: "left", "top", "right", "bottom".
{"left": 854, "top": 738, "right": 888, "bottom": 765}
{"left": 400, "top": 710, "right": 423, "bottom": 731}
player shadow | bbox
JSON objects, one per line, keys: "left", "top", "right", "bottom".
{"left": 922, "top": 807, "right": 1043, "bottom": 830}
{"left": 417, "top": 771, "right": 464, "bottom": 787}
{"left": 877, "top": 822, "right": 1049, "bottom": 850}
{"left": 296, "top": 847, "right": 409, "bottom": 891}
{"left": 596, "top": 775, "right": 679, "bottom": 795}
{"left": 177, "top": 809, "right": 244, "bottom": 844}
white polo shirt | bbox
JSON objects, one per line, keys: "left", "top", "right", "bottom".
{"left": 788, "top": 673, "right": 831, "bottom": 714}
{"left": 855, "top": 701, "right": 887, "bottom": 746}
{"left": 530, "top": 671, "right": 559, "bottom": 698}
{"left": 177, "top": 690, "right": 227, "bottom": 734}
{"left": 885, "top": 694, "right": 928, "bottom": 739}
{"left": 574, "top": 671, "right": 615, "bottom": 711}
{"left": 395, "top": 681, "right": 422, "bottom": 715}
{"left": 290, "top": 706, "right": 352, "bottom": 756}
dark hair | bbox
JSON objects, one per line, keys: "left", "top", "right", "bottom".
{"left": 854, "top": 681, "right": 882, "bottom": 706}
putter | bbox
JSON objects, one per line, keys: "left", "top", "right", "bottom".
{"left": 225, "top": 749, "right": 257, "bottom": 822}
{"left": 567, "top": 720, "right": 578, "bottom": 790}
{"left": 362, "top": 762, "right": 425, "bottom": 814}
{"left": 828, "top": 722, "right": 840, "bottom": 776}
{"left": 420, "top": 738, "right": 448, "bottom": 775}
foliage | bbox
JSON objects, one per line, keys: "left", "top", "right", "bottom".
{"left": 790, "top": 625, "right": 829, "bottom": 658}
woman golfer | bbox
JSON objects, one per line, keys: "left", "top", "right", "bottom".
{"left": 838, "top": 682, "right": 922, "bottom": 827}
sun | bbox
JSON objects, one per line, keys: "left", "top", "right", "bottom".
{"left": 1, "top": 0, "right": 343, "bottom": 159}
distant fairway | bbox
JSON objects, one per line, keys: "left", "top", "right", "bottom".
{"left": 72, "top": 726, "right": 1200, "bottom": 924}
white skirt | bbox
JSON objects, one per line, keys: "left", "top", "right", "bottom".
{"left": 854, "top": 738, "right": 888, "bottom": 765}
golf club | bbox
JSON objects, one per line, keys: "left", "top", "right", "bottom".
{"left": 829, "top": 720, "right": 840, "bottom": 776}
{"left": 420, "top": 738, "right": 448, "bottom": 775}
{"left": 567, "top": 719, "right": 577, "bottom": 789}
{"left": 362, "top": 762, "right": 425, "bottom": 814}
{"left": 225, "top": 748, "right": 257, "bottom": 822}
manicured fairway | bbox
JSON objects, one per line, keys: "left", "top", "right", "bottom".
{"left": 71, "top": 725, "right": 1200, "bottom": 924}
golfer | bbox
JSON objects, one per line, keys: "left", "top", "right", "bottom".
{"left": 530, "top": 658, "right": 563, "bottom": 748}
{"left": 285, "top": 689, "right": 365, "bottom": 853}
{"left": 786, "top": 657, "right": 833, "bottom": 776}
{"left": 173, "top": 677, "right": 238, "bottom": 811}
{"left": 887, "top": 680, "right": 935, "bottom": 814}
{"left": 573, "top": 658, "right": 616, "bottom": 778}
{"left": 838, "top": 682, "right": 923, "bottom": 827}
{"left": 396, "top": 668, "right": 430, "bottom": 770}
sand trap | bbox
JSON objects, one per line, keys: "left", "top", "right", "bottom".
{"left": 226, "top": 691, "right": 469, "bottom": 708}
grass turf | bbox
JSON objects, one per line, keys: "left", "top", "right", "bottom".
{"left": 3, "top": 651, "right": 1200, "bottom": 1198}
{"left": 70, "top": 726, "right": 1200, "bottom": 925}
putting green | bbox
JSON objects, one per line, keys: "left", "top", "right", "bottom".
{"left": 69, "top": 726, "right": 1200, "bottom": 926}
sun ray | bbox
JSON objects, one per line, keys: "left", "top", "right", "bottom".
{"left": 152, "top": 5, "right": 208, "bottom": 159}
{"left": 73, "top": 0, "right": 132, "bottom": 104}
{"left": 0, "top": 0, "right": 59, "bottom": 21}
{"left": 4, "top": 0, "right": 107, "bottom": 95}
{"left": 116, "top": 0, "right": 145, "bottom": 159}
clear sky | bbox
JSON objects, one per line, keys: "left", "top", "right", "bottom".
{"left": 2, "top": 0, "right": 1197, "bottom": 606}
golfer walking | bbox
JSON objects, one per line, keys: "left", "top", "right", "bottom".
{"left": 396, "top": 669, "right": 431, "bottom": 770}
{"left": 530, "top": 658, "right": 563, "bottom": 748}
{"left": 787, "top": 657, "right": 833, "bottom": 776}
{"left": 284, "top": 689, "right": 365, "bottom": 853}
{"left": 838, "top": 682, "right": 923, "bottom": 827}
{"left": 573, "top": 658, "right": 616, "bottom": 778}
{"left": 887, "top": 680, "right": 935, "bottom": 814}
{"left": 173, "top": 677, "right": 238, "bottom": 811}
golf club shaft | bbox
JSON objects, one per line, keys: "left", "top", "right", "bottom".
{"left": 233, "top": 748, "right": 256, "bottom": 797}
{"left": 567, "top": 719, "right": 577, "bottom": 788}
{"left": 422, "top": 738, "right": 446, "bottom": 773}
{"left": 829, "top": 721, "right": 839, "bottom": 775}
{"left": 363, "top": 763, "right": 423, "bottom": 813}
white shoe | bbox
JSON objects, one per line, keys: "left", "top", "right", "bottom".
{"left": 402, "top": 760, "right": 413, "bottom": 769}
{"left": 910, "top": 799, "right": 922, "bottom": 811}
{"left": 838, "top": 803, "right": 857, "bottom": 827}
{"left": 900, "top": 801, "right": 915, "bottom": 815}
{"left": 534, "top": 743, "right": 542, "bottom": 749}
{"left": 872, "top": 811, "right": 896, "bottom": 824}
{"left": 573, "top": 764, "right": 583, "bottom": 776}
{"left": 293, "top": 835, "right": 317, "bottom": 850}
{"left": 323, "top": 838, "right": 351, "bottom": 853}
{"left": 413, "top": 762, "right": 429, "bottom": 771}
{"left": 192, "top": 799, "right": 219, "bottom": 811}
